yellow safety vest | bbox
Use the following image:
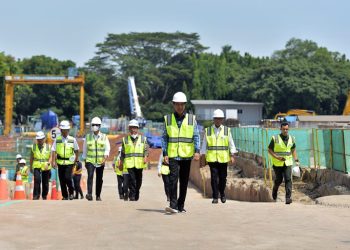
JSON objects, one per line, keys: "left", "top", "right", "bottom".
{"left": 73, "top": 164, "right": 82, "bottom": 175}
{"left": 32, "top": 143, "right": 51, "bottom": 171}
{"left": 165, "top": 113, "right": 195, "bottom": 158}
{"left": 56, "top": 135, "right": 75, "bottom": 165}
{"left": 205, "top": 126, "right": 230, "bottom": 163}
{"left": 114, "top": 156, "right": 125, "bottom": 176}
{"left": 123, "top": 135, "right": 147, "bottom": 169}
{"left": 85, "top": 133, "right": 107, "bottom": 165}
{"left": 160, "top": 164, "right": 170, "bottom": 175}
{"left": 20, "top": 165, "right": 29, "bottom": 183}
{"left": 271, "top": 135, "right": 294, "bottom": 167}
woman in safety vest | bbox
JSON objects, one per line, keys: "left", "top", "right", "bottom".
{"left": 114, "top": 146, "right": 130, "bottom": 200}
{"left": 72, "top": 161, "right": 84, "bottom": 199}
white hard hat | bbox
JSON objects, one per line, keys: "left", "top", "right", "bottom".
{"left": 118, "top": 146, "right": 122, "bottom": 152}
{"left": 213, "top": 109, "right": 225, "bottom": 118}
{"left": 16, "top": 154, "right": 22, "bottom": 159}
{"left": 91, "top": 117, "right": 102, "bottom": 125}
{"left": 36, "top": 131, "right": 46, "bottom": 140}
{"left": 19, "top": 159, "right": 26, "bottom": 164}
{"left": 172, "top": 92, "right": 187, "bottom": 103}
{"left": 128, "top": 119, "right": 139, "bottom": 128}
{"left": 59, "top": 120, "right": 71, "bottom": 130}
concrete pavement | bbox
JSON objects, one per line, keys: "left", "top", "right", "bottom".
{"left": 1, "top": 168, "right": 350, "bottom": 250}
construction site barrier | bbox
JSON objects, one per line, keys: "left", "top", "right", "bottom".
{"left": 231, "top": 127, "right": 350, "bottom": 174}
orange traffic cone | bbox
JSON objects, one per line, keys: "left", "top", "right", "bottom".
{"left": 51, "top": 180, "right": 57, "bottom": 200}
{"left": 56, "top": 179, "right": 63, "bottom": 200}
{"left": 13, "top": 172, "right": 26, "bottom": 200}
{"left": 0, "top": 168, "right": 10, "bottom": 200}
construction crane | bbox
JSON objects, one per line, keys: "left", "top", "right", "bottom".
{"left": 128, "top": 76, "right": 146, "bottom": 127}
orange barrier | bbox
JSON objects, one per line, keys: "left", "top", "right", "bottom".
{"left": 0, "top": 168, "right": 10, "bottom": 200}
{"left": 51, "top": 180, "right": 57, "bottom": 200}
{"left": 13, "top": 172, "right": 26, "bottom": 200}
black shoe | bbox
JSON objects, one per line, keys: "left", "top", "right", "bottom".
{"left": 69, "top": 194, "right": 74, "bottom": 200}
{"left": 135, "top": 192, "right": 139, "bottom": 201}
{"left": 62, "top": 197, "right": 68, "bottom": 200}
{"left": 286, "top": 198, "right": 293, "bottom": 204}
{"left": 80, "top": 195, "right": 84, "bottom": 199}
{"left": 33, "top": 196, "right": 39, "bottom": 200}
{"left": 220, "top": 196, "right": 226, "bottom": 203}
{"left": 129, "top": 197, "right": 136, "bottom": 201}
{"left": 85, "top": 194, "right": 93, "bottom": 201}
{"left": 272, "top": 187, "right": 278, "bottom": 201}
{"left": 74, "top": 194, "right": 79, "bottom": 199}
{"left": 212, "top": 198, "right": 218, "bottom": 204}
{"left": 96, "top": 196, "right": 102, "bottom": 201}
{"left": 124, "top": 194, "right": 129, "bottom": 201}
{"left": 119, "top": 194, "right": 124, "bottom": 200}
{"left": 42, "top": 197, "right": 47, "bottom": 200}
{"left": 178, "top": 208, "right": 187, "bottom": 213}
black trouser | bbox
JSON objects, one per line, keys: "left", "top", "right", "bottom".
{"left": 128, "top": 168, "right": 143, "bottom": 200}
{"left": 273, "top": 165, "right": 292, "bottom": 199}
{"left": 123, "top": 174, "right": 130, "bottom": 198}
{"left": 58, "top": 164, "right": 74, "bottom": 199}
{"left": 169, "top": 159, "right": 191, "bottom": 210}
{"left": 86, "top": 162, "right": 105, "bottom": 197}
{"left": 33, "top": 168, "right": 50, "bottom": 199}
{"left": 209, "top": 162, "right": 228, "bottom": 199}
{"left": 117, "top": 175, "right": 124, "bottom": 196}
{"left": 73, "top": 174, "right": 83, "bottom": 197}
{"left": 162, "top": 174, "right": 170, "bottom": 199}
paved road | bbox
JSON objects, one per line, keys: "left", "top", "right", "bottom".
{"left": 1, "top": 168, "right": 350, "bottom": 250}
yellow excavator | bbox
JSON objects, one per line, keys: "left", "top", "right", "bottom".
{"left": 274, "top": 109, "right": 316, "bottom": 120}
{"left": 343, "top": 91, "right": 350, "bottom": 115}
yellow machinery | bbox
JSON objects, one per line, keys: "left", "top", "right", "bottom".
{"left": 343, "top": 90, "right": 350, "bottom": 115}
{"left": 274, "top": 109, "right": 316, "bottom": 120}
{"left": 4, "top": 74, "right": 85, "bottom": 136}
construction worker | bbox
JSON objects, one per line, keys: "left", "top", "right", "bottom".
{"left": 19, "top": 159, "right": 29, "bottom": 183}
{"left": 201, "top": 109, "right": 237, "bottom": 204}
{"left": 162, "top": 92, "right": 200, "bottom": 214}
{"left": 268, "top": 122, "right": 299, "bottom": 204}
{"left": 30, "top": 131, "right": 52, "bottom": 200}
{"left": 157, "top": 154, "right": 170, "bottom": 202}
{"left": 119, "top": 119, "right": 148, "bottom": 201}
{"left": 82, "top": 117, "right": 110, "bottom": 201}
{"left": 13, "top": 154, "right": 22, "bottom": 181}
{"left": 114, "top": 146, "right": 123, "bottom": 199}
{"left": 51, "top": 120, "right": 79, "bottom": 200}
{"left": 72, "top": 161, "right": 84, "bottom": 199}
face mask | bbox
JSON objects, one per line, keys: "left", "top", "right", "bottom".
{"left": 131, "top": 134, "right": 138, "bottom": 139}
{"left": 91, "top": 125, "right": 99, "bottom": 132}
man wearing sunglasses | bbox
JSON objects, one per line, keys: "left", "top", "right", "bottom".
{"left": 82, "top": 117, "right": 110, "bottom": 201}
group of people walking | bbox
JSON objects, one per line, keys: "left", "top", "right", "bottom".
{"left": 19, "top": 91, "right": 298, "bottom": 210}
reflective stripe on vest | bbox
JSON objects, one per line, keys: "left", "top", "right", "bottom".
{"left": 123, "top": 135, "right": 146, "bottom": 169}
{"left": 271, "top": 135, "right": 294, "bottom": 167}
{"left": 160, "top": 164, "right": 170, "bottom": 175}
{"left": 32, "top": 143, "right": 51, "bottom": 170}
{"left": 20, "top": 166, "right": 29, "bottom": 183}
{"left": 56, "top": 135, "right": 75, "bottom": 165}
{"left": 205, "top": 126, "right": 230, "bottom": 163}
{"left": 165, "top": 113, "right": 194, "bottom": 158}
{"left": 85, "top": 133, "right": 106, "bottom": 165}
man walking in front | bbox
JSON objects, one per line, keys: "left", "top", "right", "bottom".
{"left": 268, "top": 122, "right": 299, "bottom": 204}
{"left": 162, "top": 92, "right": 200, "bottom": 214}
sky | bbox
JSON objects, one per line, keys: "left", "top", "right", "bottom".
{"left": 0, "top": 0, "right": 349, "bottom": 67}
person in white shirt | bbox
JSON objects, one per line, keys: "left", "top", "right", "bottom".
{"left": 200, "top": 109, "right": 237, "bottom": 204}
{"left": 81, "top": 117, "right": 110, "bottom": 201}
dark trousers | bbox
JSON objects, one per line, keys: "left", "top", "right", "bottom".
{"left": 58, "top": 164, "right": 74, "bottom": 199}
{"left": 73, "top": 174, "right": 83, "bottom": 197}
{"left": 33, "top": 168, "right": 50, "bottom": 199}
{"left": 128, "top": 168, "right": 143, "bottom": 200}
{"left": 273, "top": 165, "right": 292, "bottom": 199}
{"left": 86, "top": 162, "right": 105, "bottom": 197}
{"left": 169, "top": 159, "right": 191, "bottom": 210}
{"left": 162, "top": 174, "right": 170, "bottom": 199}
{"left": 209, "top": 162, "right": 228, "bottom": 199}
{"left": 117, "top": 175, "right": 124, "bottom": 195}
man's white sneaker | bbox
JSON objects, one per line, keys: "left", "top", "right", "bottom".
{"left": 165, "top": 206, "right": 178, "bottom": 213}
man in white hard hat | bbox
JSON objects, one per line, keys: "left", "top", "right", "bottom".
{"left": 51, "top": 120, "right": 79, "bottom": 200}
{"left": 162, "top": 92, "right": 200, "bottom": 213}
{"left": 119, "top": 119, "right": 148, "bottom": 201}
{"left": 201, "top": 109, "right": 237, "bottom": 204}
{"left": 13, "top": 154, "right": 23, "bottom": 181}
{"left": 30, "top": 131, "right": 52, "bottom": 200}
{"left": 82, "top": 117, "right": 110, "bottom": 201}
